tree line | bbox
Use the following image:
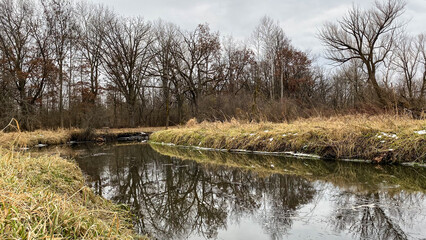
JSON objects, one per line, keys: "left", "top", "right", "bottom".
{"left": 0, "top": 0, "right": 424, "bottom": 130}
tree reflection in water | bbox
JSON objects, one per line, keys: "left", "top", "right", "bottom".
{"left": 74, "top": 144, "right": 426, "bottom": 240}
{"left": 329, "top": 191, "right": 425, "bottom": 240}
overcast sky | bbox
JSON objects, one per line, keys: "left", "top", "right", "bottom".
{"left": 92, "top": 0, "right": 426, "bottom": 61}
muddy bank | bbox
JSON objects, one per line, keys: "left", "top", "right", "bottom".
{"left": 70, "top": 130, "right": 151, "bottom": 143}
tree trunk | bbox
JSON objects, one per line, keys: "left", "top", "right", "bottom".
{"left": 127, "top": 102, "right": 136, "bottom": 128}
{"left": 369, "top": 72, "right": 387, "bottom": 106}
{"left": 280, "top": 67, "right": 284, "bottom": 101}
{"left": 59, "top": 62, "right": 64, "bottom": 128}
{"left": 270, "top": 59, "right": 274, "bottom": 100}
{"left": 177, "top": 94, "right": 183, "bottom": 124}
{"left": 165, "top": 86, "right": 170, "bottom": 129}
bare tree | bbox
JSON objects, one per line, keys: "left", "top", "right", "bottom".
{"left": 220, "top": 37, "right": 253, "bottom": 95}
{"left": 152, "top": 20, "right": 181, "bottom": 128}
{"left": 75, "top": 2, "right": 108, "bottom": 104}
{"left": 172, "top": 24, "right": 221, "bottom": 118}
{"left": 393, "top": 35, "right": 425, "bottom": 108}
{"left": 42, "top": 0, "right": 75, "bottom": 127}
{"left": 0, "top": 0, "right": 53, "bottom": 129}
{"left": 417, "top": 34, "right": 426, "bottom": 106}
{"left": 252, "top": 16, "right": 292, "bottom": 101}
{"left": 319, "top": 0, "right": 406, "bottom": 106}
{"left": 100, "top": 16, "right": 154, "bottom": 127}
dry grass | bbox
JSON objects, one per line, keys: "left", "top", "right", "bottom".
{"left": 0, "top": 148, "right": 144, "bottom": 239}
{"left": 0, "top": 128, "right": 78, "bottom": 149}
{"left": 95, "top": 126, "right": 168, "bottom": 135}
{"left": 0, "top": 125, "right": 170, "bottom": 149}
{"left": 150, "top": 115, "right": 426, "bottom": 163}
{"left": 151, "top": 143, "right": 426, "bottom": 193}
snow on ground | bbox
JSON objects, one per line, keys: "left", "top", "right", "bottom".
{"left": 376, "top": 132, "right": 398, "bottom": 139}
{"left": 414, "top": 130, "right": 426, "bottom": 135}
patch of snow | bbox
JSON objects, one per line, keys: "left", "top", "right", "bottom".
{"left": 230, "top": 149, "right": 250, "bottom": 153}
{"left": 249, "top": 133, "right": 256, "bottom": 136}
{"left": 160, "top": 142, "right": 175, "bottom": 146}
{"left": 414, "top": 130, "right": 426, "bottom": 135}
{"left": 282, "top": 134, "right": 287, "bottom": 137}
{"left": 401, "top": 162, "right": 426, "bottom": 167}
{"left": 34, "top": 144, "right": 47, "bottom": 148}
{"left": 389, "top": 134, "right": 398, "bottom": 139}
{"left": 283, "top": 151, "right": 321, "bottom": 159}
{"left": 270, "top": 164, "right": 274, "bottom": 168}
{"left": 264, "top": 130, "right": 269, "bottom": 133}
{"left": 380, "top": 140, "right": 386, "bottom": 143}
{"left": 292, "top": 152, "right": 321, "bottom": 158}
{"left": 269, "top": 138, "right": 274, "bottom": 142}
{"left": 377, "top": 132, "right": 398, "bottom": 139}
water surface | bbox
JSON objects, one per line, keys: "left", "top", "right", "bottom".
{"left": 72, "top": 143, "right": 426, "bottom": 240}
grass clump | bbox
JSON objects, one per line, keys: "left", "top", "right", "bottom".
{"left": 0, "top": 128, "right": 77, "bottom": 149}
{"left": 150, "top": 115, "right": 426, "bottom": 163}
{"left": 0, "top": 149, "right": 142, "bottom": 239}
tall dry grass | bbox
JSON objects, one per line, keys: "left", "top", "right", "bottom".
{"left": 0, "top": 118, "right": 168, "bottom": 149}
{"left": 0, "top": 120, "right": 149, "bottom": 238}
{"left": 151, "top": 115, "right": 426, "bottom": 163}
{"left": 0, "top": 149, "right": 142, "bottom": 239}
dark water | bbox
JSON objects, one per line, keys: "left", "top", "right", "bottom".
{"left": 72, "top": 143, "right": 426, "bottom": 240}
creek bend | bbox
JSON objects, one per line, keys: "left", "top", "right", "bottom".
{"left": 70, "top": 143, "right": 426, "bottom": 240}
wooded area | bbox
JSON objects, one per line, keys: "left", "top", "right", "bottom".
{"left": 0, "top": 0, "right": 424, "bottom": 130}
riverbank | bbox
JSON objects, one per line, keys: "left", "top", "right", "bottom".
{"left": 0, "top": 126, "right": 166, "bottom": 149}
{"left": 150, "top": 115, "right": 426, "bottom": 163}
{"left": 151, "top": 144, "right": 426, "bottom": 192}
{"left": 0, "top": 148, "right": 145, "bottom": 239}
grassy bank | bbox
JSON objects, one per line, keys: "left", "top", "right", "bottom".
{"left": 151, "top": 144, "right": 426, "bottom": 193}
{"left": 150, "top": 115, "right": 426, "bottom": 163}
{"left": 0, "top": 148, "right": 143, "bottom": 239}
{"left": 0, "top": 126, "right": 166, "bottom": 149}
